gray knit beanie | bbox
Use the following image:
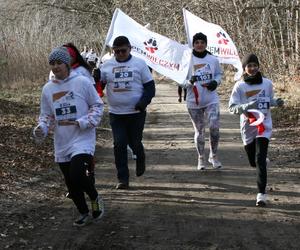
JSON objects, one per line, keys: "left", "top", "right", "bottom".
{"left": 48, "top": 47, "right": 71, "bottom": 65}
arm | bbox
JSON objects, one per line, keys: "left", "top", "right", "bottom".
{"left": 37, "top": 89, "right": 55, "bottom": 136}
{"left": 33, "top": 89, "right": 55, "bottom": 142}
{"left": 76, "top": 83, "right": 104, "bottom": 129}
{"left": 269, "top": 82, "right": 284, "bottom": 107}
{"left": 135, "top": 80, "right": 156, "bottom": 112}
{"left": 207, "top": 59, "right": 223, "bottom": 91}
{"left": 229, "top": 84, "right": 257, "bottom": 115}
{"left": 213, "top": 59, "right": 222, "bottom": 85}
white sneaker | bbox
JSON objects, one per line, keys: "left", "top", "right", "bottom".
{"left": 127, "top": 145, "right": 137, "bottom": 160}
{"left": 256, "top": 193, "right": 267, "bottom": 207}
{"left": 197, "top": 157, "right": 207, "bottom": 170}
{"left": 266, "top": 157, "right": 270, "bottom": 168}
{"left": 208, "top": 156, "right": 222, "bottom": 169}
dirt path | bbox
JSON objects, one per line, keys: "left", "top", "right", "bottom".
{"left": 1, "top": 80, "right": 299, "bottom": 249}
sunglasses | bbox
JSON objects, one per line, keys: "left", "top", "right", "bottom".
{"left": 113, "top": 48, "right": 128, "bottom": 54}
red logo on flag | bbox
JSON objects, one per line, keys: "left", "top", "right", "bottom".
{"left": 144, "top": 38, "right": 158, "bottom": 53}
{"left": 217, "top": 32, "right": 229, "bottom": 45}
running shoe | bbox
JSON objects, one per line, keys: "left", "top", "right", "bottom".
{"left": 116, "top": 182, "right": 129, "bottom": 190}
{"left": 266, "top": 157, "right": 270, "bottom": 168}
{"left": 136, "top": 157, "right": 145, "bottom": 177}
{"left": 91, "top": 195, "right": 104, "bottom": 220}
{"left": 197, "top": 157, "right": 207, "bottom": 170}
{"left": 73, "top": 213, "right": 91, "bottom": 227}
{"left": 256, "top": 193, "right": 267, "bottom": 207}
{"left": 208, "top": 156, "right": 222, "bottom": 169}
{"left": 127, "top": 145, "right": 137, "bottom": 160}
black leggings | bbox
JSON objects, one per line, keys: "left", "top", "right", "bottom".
{"left": 59, "top": 154, "right": 98, "bottom": 214}
{"left": 244, "top": 137, "right": 269, "bottom": 194}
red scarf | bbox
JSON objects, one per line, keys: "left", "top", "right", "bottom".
{"left": 192, "top": 85, "right": 199, "bottom": 105}
{"left": 248, "top": 112, "right": 265, "bottom": 135}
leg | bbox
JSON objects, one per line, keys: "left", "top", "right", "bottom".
{"left": 59, "top": 162, "right": 72, "bottom": 195}
{"left": 188, "top": 108, "right": 206, "bottom": 158}
{"left": 87, "top": 157, "right": 95, "bottom": 185}
{"left": 178, "top": 86, "right": 182, "bottom": 103}
{"left": 109, "top": 113, "right": 129, "bottom": 184}
{"left": 256, "top": 137, "right": 269, "bottom": 194}
{"left": 127, "top": 111, "right": 146, "bottom": 176}
{"left": 206, "top": 103, "right": 220, "bottom": 158}
{"left": 69, "top": 154, "right": 98, "bottom": 214}
{"left": 244, "top": 139, "right": 256, "bottom": 167}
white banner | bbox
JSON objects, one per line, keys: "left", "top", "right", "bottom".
{"left": 183, "top": 8, "right": 243, "bottom": 80}
{"left": 104, "top": 8, "right": 192, "bottom": 84}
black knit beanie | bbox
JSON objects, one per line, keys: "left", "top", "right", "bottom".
{"left": 113, "top": 36, "right": 131, "bottom": 47}
{"left": 192, "top": 32, "right": 207, "bottom": 45}
{"left": 242, "top": 53, "right": 259, "bottom": 69}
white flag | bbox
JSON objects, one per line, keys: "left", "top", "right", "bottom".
{"left": 183, "top": 8, "right": 243, "bottom": 80}
{"left": 104, "top": 8, "right": 191, "bottom": 84}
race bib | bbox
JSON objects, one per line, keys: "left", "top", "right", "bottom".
{"left": 194, "top": 64, "right": 213, "bottom": 85}
{"left": 55, "top": 105, "right": 77, "bottom": 121}
{"left": 111, "top": 66, "right": 133, "bottom": 92}
{"left": 257, "top": 97, "right": 270, "bottom": 114}
{"left": 114, "top": 71, "right": 133, "bottom": 83}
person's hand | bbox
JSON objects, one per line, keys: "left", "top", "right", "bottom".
{"left": 135, "top": 101, "right": 147, "bottom": 112}
{"left": 276, "top": 98, "right": 284, "bottom": 107}
{"left": 34, "top": 126, "right": 45, "bottom": 138}
{"left": 33, "top": 125, "right": 47, "bottom": 144}
{"left": 190, "top": 76, "right": 198, "bottom": 84}
{"left": 206, "top": 80, "right": 218, "bottom": 91}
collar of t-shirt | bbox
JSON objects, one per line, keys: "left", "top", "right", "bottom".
{"left": 115, "top": 54, "right": 132, "bottom": 63}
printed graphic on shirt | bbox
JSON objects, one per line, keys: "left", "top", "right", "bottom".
{"left": 245, "top": 89, "right": 261, "bottom": 98}
{"left": 193, "top": 64, "right": 212, "bottom": 85}
{"left": 112, "top": 66, "right": 133, "bottom": 92}
{"left": 52, "top": 91, "right": 77, "bottom": 124}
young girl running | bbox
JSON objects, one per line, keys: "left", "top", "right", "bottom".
{"left": 34, "top": 47, "right": 104, "bottom": 225}
{"left": 229, "top": 53, "right": 284, "bottom": 206}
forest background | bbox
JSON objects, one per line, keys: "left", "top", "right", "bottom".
{"left": 0, "top": 1, "right": 299, "bottom": 249}
{"left": 1, "top": 0, "right": 299, "bottom": 91}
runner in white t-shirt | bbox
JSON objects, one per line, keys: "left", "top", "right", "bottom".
{"left": 179, "top": 32, "right": 223, "bottom": 170}
{"left": 229, "top": 53, "right": 284, "bottom": 207}
{"left": 33, "top": 47, "right": 105, "bottom": 226}
{"left": 101, "top": 36, "right": 155, "bottom": 189}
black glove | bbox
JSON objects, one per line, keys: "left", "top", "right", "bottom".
{"left": 135, "top": 101, "right": 147, "bottom": 112}
{"left": 206, "top": 80, "right": 218, "bottom": 91}
{"left": 276, "top": 98, "right": 284, "bottom": 107}
{"left": 190, "top": 76, "right": 198, "bottom": 84}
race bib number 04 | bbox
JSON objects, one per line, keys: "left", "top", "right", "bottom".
{"left": 257, "top": 97, "right": 270, "bottom": 112}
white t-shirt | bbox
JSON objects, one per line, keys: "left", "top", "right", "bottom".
{"left": 229, "top": 77, "right": 274, "bottom": 145}
{"left": 80, "top": 51, "right": 88, "bottom": 59}
{"left": 185, "top": 53, "right": 222, "bottom": 109}
{"left": 101, "top": 55, "right": 153, "bottom": 114}
{"left": 39, "top": 71, "right": 104, "bottom": 162}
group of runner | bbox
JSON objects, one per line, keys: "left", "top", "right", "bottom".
{"left": 33, "top": 32, "right": 284, "bottom": 227}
